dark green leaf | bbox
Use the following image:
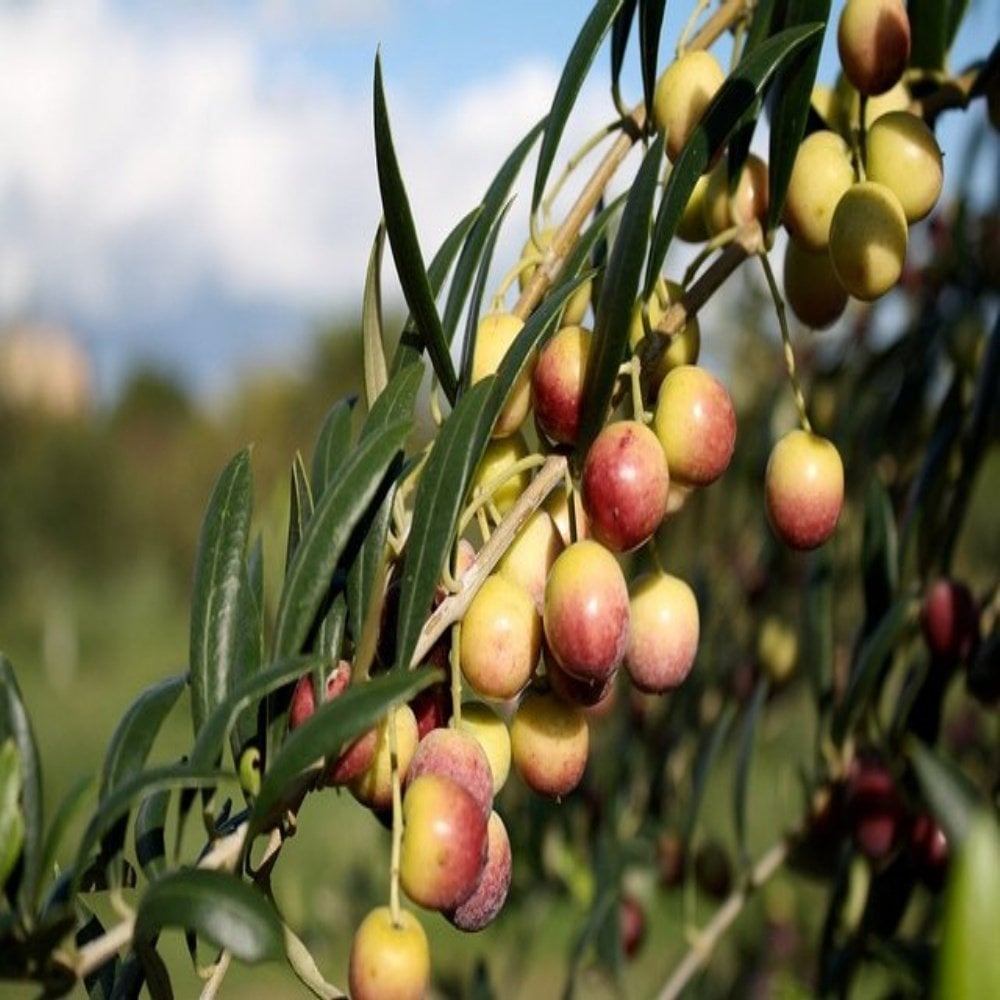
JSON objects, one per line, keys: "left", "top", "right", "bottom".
{"left": 135, "top": 868, "right": 282, "bottom": 965}
{"left": 395, "top": 275, "right": 587, "bottom": 672}
{"left": 362, "top": 360, "right": 424, "bottom": 441}
{"left": 100, "top": 675, "right": 186, "bottom": 802}
{"left": 190, "top": 657, "right": 321, "bottom": 772}
{"left": 0, "top": 740, "right": 24, "bottom": 890}
{"left": 73, "top": 764, "right": 224, "bottom": 895}
{"left": 250, "top": 668, "right": 441, "bottom": 836}
{"left": 311, "top": 397, "right": 357, "bottom": 499}
{"left": 743, "top": 0, "right": 778, "bottom": 54}
{"left": 861, "top": 476, "right": 898, "bottom": 634}
{"left": 945, "top": 0, "right": 970, "bottom": 51}
{"left": 109, "top": 954, "right": 145, "bottom": 1000}
{"left": 442, "top": 117, "right": 546, "bottom": 347}
{"left": 394, "top": 380, "right": 496, "bottom": 673}
{"left": 272, "top": 419, "right": 410, "bottom": 660}
{"left": 639, "top": 0, "right": 667, "bottom": 122}
{"left": 610, "top": 0, "right": 639, "bottom": 103}
{"left": 645, "top": 22, "right": 825, "bottom": 294}
{"left": 0, "top": 655, "right": 43, "bottom": 911}
{"left": 362, "top": 222, "right": 389, "bottom": 409}
{"left": 458, "top": 198, "right": 517, "bottom": 395}
{"left": 135, "top": 938, "right": 172, "bottom": 1000}
{"left": 685, "top": 702, "right": 736, "bottom": 841}
{"left": 346, "top": 485, "right": 395, "bottom": 652}
{"left": 373, "top": 52, "right": 457, "bottom": 402}
{"left": 908, "top": 0, "right": 947, "bottom": 70}
{"left": 766, "top": 0, "right": 829, "bottom": 232}
{"left": 134, "top": 787, "right": 171, "bottom": 881}
{"left": 934, "top": 812, "right": 1000, "bottom": 1000}
{"left": 39, "top": 773, "right": 93, "bottom": 887}
{"left": 391, "top": 208, "right": 480, "bottom": 376}
{"left": 286, "top": 453, "right": 314, "bottom": 577}
{"left": 76, "top": 903, "right": 117, "bottom": 1000}
{"left": 189, "top": 449, "right": 253, "bottom": 738}
{"left": 230, "top": 536, "right": 265, "bottom": 765}
{"left": 578, "top": 133, "right": 664, "bottom": 455}
{"left": 532, "top": 0, "right": 623, "bottom": 214}
{"left": 832, "top": 598, "right": 912, "bottom": 745}
{"left": 906, "top": 739, "right": 982, "bottom": 845}
{"left": 733, "top": 676, "right": 769, "bottom": 856}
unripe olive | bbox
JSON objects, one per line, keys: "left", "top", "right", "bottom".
{"left": 447, "top": 810, "right": 512, "bottom": 931}
{"left": 835, "top": 74, "right": 910, "bottom": 132}
{"left": 828, "top": 181, "right": 908, "bottom": 301}
{"left": 532, "top": 324, "right": 591, "bottom": 445}
{"left": 545, "top": 487, "right": 589, "bottom": 547}
{"left": 757, "top": 615, "right": 798, "bottom": 685}
{"left": 497, "top": 509, "right": 564, "bottom": 613}
{"left": 471, "top": 312, "right": 530, "bottom": 437}
{"left": 782, "top": 131, "right": 855, "bottom": 251}
{"left": 519, "top": 228, "right": 592, "bottom": 325}
{"left": 783, "top": 238, "right": 849, "bottom": 329}
{"left": 704, "top": 154, "right": 769, "bottom": 235}
{"left": 581, "top": 420, "right": 670, "bottom": 553}
{"left": 653, "top": 365, "right": 736, "bottom": 488}
{"left": 460, "top": 574, "right": 540, "bottom": 700}
{"left": 406, "top": 726, "right": 494, "bottom": 820}
{"left": 653, "top": 51, "right": 726, "bottom": 162}
{"left": 677, "top": 174, "right": 711, "bottom": 243}
{"left": 348, "top": 906, "right": 430, "bottom": 1000}
{"left": 544, "top": 540, "right": 630, "bottom": 683}
{"left": 765, "top": 429, "right": 844, "bottom": 551}
{"left": 472, "top": 432, "right": 531, "bottom": 516}
{"left": 628, "top": 279, "right": 701, "bottom": 390}
{"left": 458, "top": 702, "right": 512, "bottom": 793}
{"left": 351, "top": 705, "right": 419, "bottom": 810}
{"left": 510, "top": 689, "right": 589, "bottom": 798}
{"left": 625, "top": 572, "right": 700, "bottom": 693}
{"left": 865, "top": 111, "right": 943, "bottom": 223}
{"left": 837, "top": 0, "right": 911, "bottom": 96}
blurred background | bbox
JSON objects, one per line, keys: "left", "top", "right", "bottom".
{"left": 1, "top": 1, "right": 997, "bottom": 996}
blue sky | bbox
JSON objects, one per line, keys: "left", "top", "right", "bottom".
{"left": 0, "top": 0, "right": 996, "bottom": 399}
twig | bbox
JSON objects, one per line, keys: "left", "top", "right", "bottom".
{"left": 656, "top": 834, "right": 795, "bottom": 1000}
{"left": 410, "top": 454, "right": 567, "bottom": 667}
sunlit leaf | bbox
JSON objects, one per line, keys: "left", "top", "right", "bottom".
{"left": 189, "top": 449, "right": 253, "bottom": 738}
{"left": 907, "top": 739, "right": 982, "bottom": 845}
{"left": 362, "top": 222, "right": 389, "bottom": 409}
{"left": 0, "top": 740, "right": 24, "bottom": 891}
{"left": 532, "top": 0, "right": 624, "bottom": 214}
{"left": 39, "top": 773, "right": 93, "bottom": 888}
{"left": 311, "top": 396, "right": 357, "bottom": 499}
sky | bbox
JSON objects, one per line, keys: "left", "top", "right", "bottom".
{"left": 0, "top": 0, "right": 996, "bottom": 399}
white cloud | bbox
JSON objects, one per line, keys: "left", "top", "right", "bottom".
{"left": 0, "top": 0, "right": 615, "bottom": 392}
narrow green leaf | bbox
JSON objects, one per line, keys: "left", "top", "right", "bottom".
{"left": 73, "top": 765, "right": 224, "bottom": 894}
{"left": 100, "top": 675, "right": 186, "bottom": 802}
{"left": 743, "top": 0, "right": 779, "bottom": 54}
{"left": 610, "top": 0, "right": 639, "bottom": 102}
{"left": 908, "top": 0, "right": 947, "bottom": 70}
{"left": 134, "top": 787, "right": 170, "bottom": 881}
{"left": 0, "top": 740, "right": 24, "bottom": 890}
{"left": 250, "top": 668, "right": 441, "bottom": 836}
{"left": 286, "top": 453, "right": 314, "bottom": 580}
{"left": 945, "top": 0, "right": 970, "bottom": 51}
{"left": 189, "top": 449, "right": 253, "bottom": 737}
{"left": 394, "top": 380, "right": 496, "bottom": 673}
{"left": 109, "top": 954, "right": 145, "bottom": 1000}
{"left": 135, "top": 869, "right": 282, "bottom": 965}
{"left": 362, "top": 222, "right": 389, "bottom": 409}
{"left": 578, "top": 133, "right": 665, "bottom": 455}
{"left": 646, "top": 22, "right": 825, "bottom": 295}
{"left": 552, "top": 189, "right": 628, "bottom": 296}
{"left": 39, "top": 773, "right": 93, "bottom": 886}
{"left": 346, "top": 485, "right": 395, "bottom": 650}
{"left": 639, "top": 0, "right": 667, "bottom": 121}
{"left": 311, "top": 396, "right": 357, "bottom": 499}
{"left": 230, "top": 537, "right": 265, "bottom": 766}
{"left": 0, "top": 655, "right": 43, "bottom": 910}
{"left": 442, "top": 117, "right": 547, "bottom": 347}
{"left": 272, "top": 419, "right": 410, "bottom": 660}
{"left": 76, "top": 903, "right": 117, "bottom": 1000}
{"left": 395, "top": 275, "right": 587, "bottom": 672}
{"left": 284, "top": 922, "right": 347, "bottom": 999}
{"left": 532, "top": 0, "right": 624, "bottom": 214}
{"left": 362, "top": 361, "right": 424, "bottom": 441}
{"left": 907, "top": 739, "right": 982, "bottom": 845}
{"left": 685, "top": 702, "right": 736, "bottom": 841}
{"left": 861, "top": 475, "right": 899, "bottom": 633}
{"left": 733, "top": 676, "right": 769, "bottom": 856}
{"left": 391, "top": 208, "right": 480, "bottom": 376}
{"left": 832, "top": 598, "right": 913, "bottom": 745}
{"left": 190, "top": 656, "right": 320, "bottom": 773}
{"left": 766, "top": 0, "right": 829, "bottom": 232}
{"left": 373, "top": 52, "right": 457, "bottom": 402}
{"left": 135, "top": 938, "right": 172, "bottom": 1000}
{"left": 934, "top": 812, "right": 1000, "bottom": 1000}
{"left": 458, "top": 198, "right": 517, "bottom": 395}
